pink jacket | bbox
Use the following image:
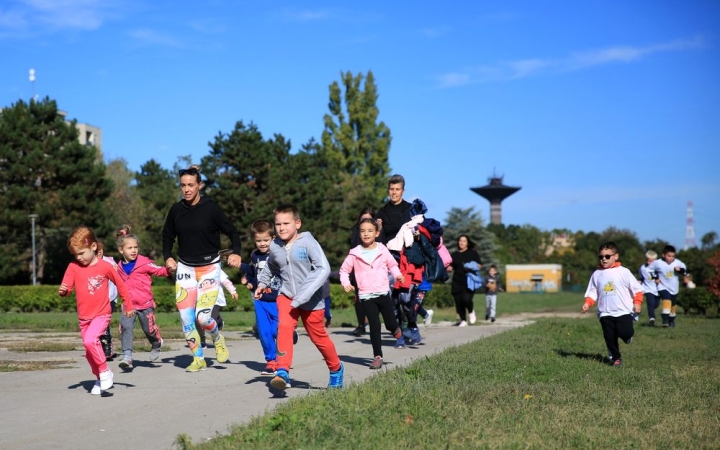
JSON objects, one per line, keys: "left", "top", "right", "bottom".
{"left": 116, "top": 255, "right": 170, "bottom": 310}
{"left": 339, "top": 243, "right": 402, "bottom": 295}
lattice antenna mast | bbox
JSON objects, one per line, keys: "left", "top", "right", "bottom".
{"left": 685, "top": 201, "right": 696, "bottom": 250}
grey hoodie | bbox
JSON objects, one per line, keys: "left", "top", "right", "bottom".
{"left": 257, "top": 232, "right": 330, "bottom": 310}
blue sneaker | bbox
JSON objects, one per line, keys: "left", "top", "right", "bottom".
{"left": 394, "top": 337, "right": 406, "bottom": 349}
{"left": 270, "top": 368, "right": 291, "bottom": 390}
{"left": 328, "top": 362, "right": 344, "bottom": 389}
{"left": 411, "top": 328, "right": 422, "bottom": 345}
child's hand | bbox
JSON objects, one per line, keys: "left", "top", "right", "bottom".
{"left": 581, "top": 303, "right": 590, "bottom": 313}
{"left": 343, "top": 284, "right": 355, "bottom": 293}
{"left": 58, "top": 284, "right": 68, "bottom": 296}
{"left": 124, "top": 308, "right": 136, "bottom": 318}
{"left": 241, "top": 275, "right": 247, "bottom": 285}
{"left": 633, "top": 304, "right": 642, "bottom": 314}
{"left": 227, "top": 254, "right": 242, "bottom": 268}
{"left": 165, "top": 258, "right": 177, "bottom": 273}
{"left": 253, "top": 286, "right": 265, "bottom": 299}
{"left": 246, "top": 282, "right": 254, "bottom": 290}
{"left": 231, "top": 292, "right": 238, "bottom": 300}
{"left": 397, "top": 274, "right": 405, "bottom": 284}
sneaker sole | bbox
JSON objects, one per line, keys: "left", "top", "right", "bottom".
{"left": 261, "top": 371, "right": 278, "bottom": 376}
{"left": 270, "top": 378, "right": 290, "bottom": 390}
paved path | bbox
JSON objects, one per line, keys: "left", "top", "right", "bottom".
{"left": 0, "top": 319, "right": 532, "bottom": 450}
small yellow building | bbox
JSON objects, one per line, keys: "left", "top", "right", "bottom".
{"left": 505, "top": 264, "right": 562, "bottom": 293}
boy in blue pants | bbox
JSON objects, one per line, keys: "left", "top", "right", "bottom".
{"left": 241, "top": 220, "right": 283, "bottom": 376}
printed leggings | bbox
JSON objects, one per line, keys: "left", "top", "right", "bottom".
{"left": 175, "top": 261, "right": 222, "bottom": 358}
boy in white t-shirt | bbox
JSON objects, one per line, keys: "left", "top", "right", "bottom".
{"left": 648, "top": 245, "right": 686, "bottom": 328}
{"left": 638, "top": 250, "right": 660, "bottom": 326}
{"left": 582, "top": 242, "right": 643, "bottom": 367}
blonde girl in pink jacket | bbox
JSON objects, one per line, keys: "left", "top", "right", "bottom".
{"left": 340, "top": 218, "right": 405, "bottom": 369}
{"left": 114, "top": 225, "right": 170, "bottom": 370}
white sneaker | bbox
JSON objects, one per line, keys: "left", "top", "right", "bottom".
{"left": 90, "top": 380, "right": 101, "bottom": 395}
{"left": 99, "top": 370, "right": 113, "bottom": 390}
{"left": 458, "top": 320, "right": 468, "bottom": 327}
{"left": 424, "top": 309, "right": 434, "bottom": 326}
{"left": 469, "top": 311, "right": 477, "bottom": 324}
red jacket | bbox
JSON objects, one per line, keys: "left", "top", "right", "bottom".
{"left": 116, "top": 255, "right": 170, "bottom": 310}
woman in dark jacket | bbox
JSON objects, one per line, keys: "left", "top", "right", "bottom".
{"left": 447, "top": 234, "right": 482, "bottom": 326}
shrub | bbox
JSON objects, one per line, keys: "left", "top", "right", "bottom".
{"left": 0, "top": 282, "right": 456, "bottom": 312}
{"left": 677, "top": 287, "right": 720, "bottom": 317}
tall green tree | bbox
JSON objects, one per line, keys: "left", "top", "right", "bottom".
{"left": 135, "top": 159, "right": 176, "bottom": 260}
{"left": 201, "top": 121, "right": 292, "bottom": 252}
{"left": 487, "top": 223, "right": 552, "bottom": 264}
{"left": 0, "top": 98, "right": 112, "bottom": 284}
{"left": 321, "top": 71, "right": 391, "bottom": 230}
{"left": 443, "top": 207, "right": 499, "bottom": 271}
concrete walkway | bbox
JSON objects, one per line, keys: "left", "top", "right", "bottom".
{"left": 0, "top": 319, "right": 531, "bottom": 450}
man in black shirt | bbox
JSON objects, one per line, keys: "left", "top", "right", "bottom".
{"left": 376, "top": 174, "right": 412, "bottom": 244}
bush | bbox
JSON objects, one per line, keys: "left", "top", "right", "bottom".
{"left": 0, "top": 282, "right": 456, "bottom": 313}
{"left": 677, "top": 287, "right": 720, "bottom": 317}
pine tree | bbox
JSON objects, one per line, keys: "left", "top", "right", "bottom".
{"left": 443, "top": 207, "right": 499, "bottom": 270}
{"left": 0, "top": 98, "right": 112, "bottom": 284}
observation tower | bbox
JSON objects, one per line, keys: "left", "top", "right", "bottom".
{"left": 470, "top": 174, "right": 521, "bottom": 225}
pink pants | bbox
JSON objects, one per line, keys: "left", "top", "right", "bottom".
{"left": 79, "top": 314, "right": 111, "bottom": 378}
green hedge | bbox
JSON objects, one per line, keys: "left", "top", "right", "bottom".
{"left": 677, "top": 287, "right": 720, "bottom": 317}
{"left": 0, "top": 283, "right": 456, "bottom": 313}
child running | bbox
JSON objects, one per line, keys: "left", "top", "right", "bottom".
{"left": 255, "top": 204, "right": 344, "bottom": 389}
{"left": 648, "top": 245, "right": 687, "bottom": 328}
{"left": 340, "top": 217, "right": 404, "bottom": 369}
{"left": 581, "top": 241, "right": 643, "bottom": 367}
{"left": 241, "top": 219, "right": 283, "bottom": 376}
{"left": 114, "top": 225, "right": 169, "bottom": 371}
{"left": 58, "top": 226, "right": 135, "bottom": 395}
{"left": 96, "top": 241, "right": 118, "bottom": 361}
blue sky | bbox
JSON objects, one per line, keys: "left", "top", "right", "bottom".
{"left": 2, "top": 0, "right": 719, "bottom": 249}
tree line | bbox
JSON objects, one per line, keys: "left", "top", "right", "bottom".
{"left": 1, "top": 71, "right": 718, "bottom": 299}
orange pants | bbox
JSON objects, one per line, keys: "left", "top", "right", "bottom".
{"left": 276, "top": 294, "right": 341, "bottom": 373}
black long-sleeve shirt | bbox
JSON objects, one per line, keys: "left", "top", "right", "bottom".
{"left": 376, "top": 200, "right": 412, "bottom": 244}
{"left": 162, "top": 196, "right": 241, "bottom": 266}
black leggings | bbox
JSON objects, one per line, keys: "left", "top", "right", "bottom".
{"left": 362, "top": 294, "right": 400, "bottom": 358}
{"left": 452, "top": 290, "right": 474, "bottom": 321}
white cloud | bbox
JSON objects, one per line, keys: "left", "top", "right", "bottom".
{"left": 282, "top": 9, "right": 332, "bottom": 22}
{"left": 421, "top": 25, "right": 450, "bottom": 38}
{"left": 436, "top": 36, "right": 706, "bottom": 87}
{"left": 128, "top": 28, "right": 184, "bottom": 48}
{"left": 0, "top": 0, "right": 121, "bottom": 37}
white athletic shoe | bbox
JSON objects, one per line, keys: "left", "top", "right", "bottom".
{"left": 424, "top": 309, "right": 434, "bottom": 326}
{"left": 469, "top": 311, "right": 477, "bottom": 325}
{"left": 90, "top": 380, "right": 101, "bottom": 395}
{"left": 457, "top": 320, "right": 468, "bottom": 327}
{"left": 99, "top": 370, "right": 113, "bottom": 390}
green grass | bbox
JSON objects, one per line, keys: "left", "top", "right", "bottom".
{"left": 175, "top": 316, "right": 720, "bottom": 450}
{"left": 0, "top": 292, "right": 582, "bottom": 333}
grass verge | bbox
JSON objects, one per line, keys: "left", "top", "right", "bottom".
{"left": 0, "top": 359, "right": 76, "bottom": 372}
{"left": 177, "top": 316, "right": 720, "bottom": 450}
